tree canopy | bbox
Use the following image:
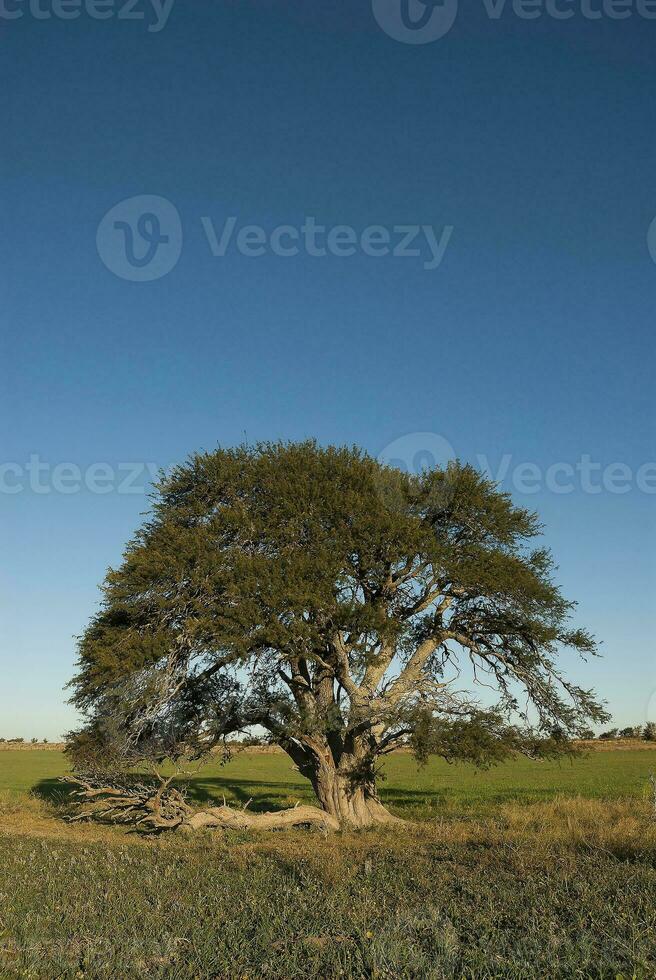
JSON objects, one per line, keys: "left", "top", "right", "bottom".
{"left": 69, "top": 441, "right": 608, "bottom": 826}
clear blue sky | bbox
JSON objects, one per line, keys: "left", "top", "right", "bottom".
{"left": 1, "top": 1, "right": 654, "bottom": 739}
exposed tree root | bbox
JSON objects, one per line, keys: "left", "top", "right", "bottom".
{"left": 62, "top": 776, "right": 339, "bottom": 833}
{"left": 180, "top": 804, "right": 339, "bottom": 833}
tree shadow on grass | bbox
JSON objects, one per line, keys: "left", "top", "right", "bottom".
{"left": 182, "top": 776, "right": 467, "bottom": 813}
{"left": 32, "top": 774, "right": 552, "bottom": 823}
{"left": 33, "top": 777, "right": 74, "bottom": 805}
{"left": 32, "top": 774, "right": 315, "bottom": 816}
{"left": 179, "top": 775, "right": 311, "bottom": 810}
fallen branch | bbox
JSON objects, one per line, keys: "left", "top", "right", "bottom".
{"left": 62, "top": 774, "right": 191, "bottom": 831}
{"left": 181, "top": 804, "right": 338, "bottom": 833}
{"left": 61, "top": 775, "right": 338, "bottom": 833}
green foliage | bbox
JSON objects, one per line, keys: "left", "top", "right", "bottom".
{"left": 68, "top": 441, "right": 608, "bottom": 789}
{"left": 410, "top": 708, "right": 576, "bottom": 768}
{"left": 644, "top": 722, "right": 656, "bottom": 742}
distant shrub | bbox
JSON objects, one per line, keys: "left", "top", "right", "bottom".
{"left": 599, "top": 729, "right": 619, "bottom": 740}
{"left": 643, "top": 723, "right": 656, "bottom": 742}
{"left": 241, "top": 734, "right": 264, "bottom": 747}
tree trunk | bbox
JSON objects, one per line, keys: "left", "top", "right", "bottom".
{"left": 310, "top": 761, "right": 400, "bottom": 828}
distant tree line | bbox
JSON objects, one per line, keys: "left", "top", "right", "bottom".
{"left": 2, "top": 727, "right": 656, "bottom": 748}
{"left": 0, "top": 738, "right": 50, "bottom": 744}
{"left": 245, "top": 724, "right": 656, "bottom": 745}
{"left": 591, "top": 724, "right": 656, "bottom": 741}
{"left": 2, "top": 726, "right": 656, "bottom": 748}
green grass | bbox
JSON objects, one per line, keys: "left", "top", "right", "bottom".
{"left": 2, "top": 801, "right": 656, "bottom": 979}
{"left": 1, "top": 749, "right": 656, "bottom": 978}
{"left": 2, "top": 747, "right": 655, "bottom": 818}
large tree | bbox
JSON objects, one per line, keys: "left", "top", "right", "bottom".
{"left": 69, "top": 442, "right": 607, "bottom": 828}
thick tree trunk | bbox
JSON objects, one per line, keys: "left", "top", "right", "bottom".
{"left": 310, "top": 762, "right": 400, "bottom": 828}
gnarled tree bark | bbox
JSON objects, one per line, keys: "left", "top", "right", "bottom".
{"left": 311, "top": 765, "right": 398, "bottom": 827}
{"left": 280, "top": 731, "right": 403, "bottom": 828}
{"left": 63, "top": 775, "right": 339, "bottom": 833}
{"left": 181, "top": 803, "right": 339, "bottom": 833}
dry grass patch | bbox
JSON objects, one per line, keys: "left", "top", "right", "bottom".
{"left": 1, "top": 795, "right": 655, "bottom": 978}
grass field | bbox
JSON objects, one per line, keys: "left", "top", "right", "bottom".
{"left": 1, "top": 748, "right": 656, "bottom": 978}
{"left": 2, "top": 746, "right": 656, "bottom": 816}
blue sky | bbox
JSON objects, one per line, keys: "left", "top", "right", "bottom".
{"left": 1, "top": 0, "right": 654, "bottom": 739}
